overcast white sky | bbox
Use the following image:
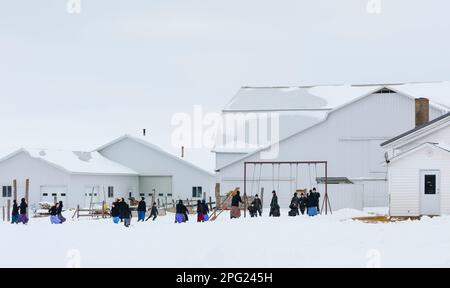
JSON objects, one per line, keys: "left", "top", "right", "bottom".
{"left": 1, "top": 0, "right": 450, "bottom": 171}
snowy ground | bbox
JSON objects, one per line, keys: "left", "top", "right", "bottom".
{"left": 1, "top": 208, "right": 450, "bottom": 268}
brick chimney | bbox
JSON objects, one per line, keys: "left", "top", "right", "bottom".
{"left": 415, "top": 98, "right": 429, "bottom": 127}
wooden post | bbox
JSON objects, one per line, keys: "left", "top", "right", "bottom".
{"left": 215, "top": 183, "right": 220, "bottom": 210}
{"left": 102, "top": 201, "right": 105, "bottom": 218}
{"left": 157, "top": 198, "right": 160, "bottom": 207}
{"left": 243, "top": 164, "right": 247, "bottom": 218}
{"left": 77, "top": 205, "right": 80, "bottom": 218}
{"left": 2, "top": 206, "right": 5, "bottom": 222}
{"left": 25, "top": 179, "right": 30, "bottom": 217}
{"left": 209, "top": 196, "right": 213, "bottom": 211}
{"left": 260, "top": 187, "right": 264, "bottom": 214}
{"left": 13, "top": 179, "right": 17, "bottom": 201}
{"left": 7, "top": 199, "right": 11, "bottom": 222}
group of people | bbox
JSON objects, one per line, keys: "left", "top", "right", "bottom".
{"left": 288, "top": 188, "right": 321, "bottom": 217}
{"left": 174, "top": 199, "right": 210, "bottom": 223}
{"left": 229, "top": 188, "right": 321, "bottom": 219}
{"left": 111, "top": 197, "right": 159, "bottom": 227}
{"left": 11, "top": 198, "right": 28, "bottom": 225}
{"left": 48, "top": 201, "right": 66, "bottom": 224}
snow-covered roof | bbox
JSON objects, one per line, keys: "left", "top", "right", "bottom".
{"left": 224, "top": 82, "right": 450, "bottom": 112}
{"left": 216, "top": 82, "right": 450, "bottom": 171}
{"left": 381, "top": 112, "right": 450, "bottom": 147}
{"left": 96, "top": 135, "right": 215, "bottom": 176}
{"left": 0, "top": 148, "right": 139, "bottom": 175}
{"left": 388, "top": 142, "right": 450, "bottom": 163}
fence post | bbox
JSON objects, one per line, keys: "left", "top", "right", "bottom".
{"left": 77, "top": 205, "right": 80, "bottom": 218}
{"left": 261, "top": 187, "right": 264, "bottom": 213}
{"left": 25, "top": 179, "right": 30, "bottom": 217}
{"left": 13, "top": 179, "right": 17, "bottom": 201}
{"left": 2, "top": 206, "right": 5, "bottom": 222}
{"left": 7, "top": 199, "right": 11, "bottom": 222}
{"left": 209, "top": 196, "right": 213, "bottom": 211}
{"left": 102, "top": 201, "right": 105, "bottom": 218}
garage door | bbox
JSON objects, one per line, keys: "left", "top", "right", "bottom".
{"left": 40, "top": 186, "right": 68, "bottom": 205}
{"left": 139, "top": 176, "right": 172, "bottom": 202}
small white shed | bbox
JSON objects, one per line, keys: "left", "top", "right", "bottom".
{"left": 382, "top": 112, "right": 450, "bottom": 216}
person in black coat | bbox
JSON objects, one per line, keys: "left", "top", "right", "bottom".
{"left": 118, "top": 198, "right": 126, "bottom": 222}
{"left": 201, "top": 199, "right": 209, "bottom": 220}
{"left": 11, "top": 200, "right": 19, "bottom": 224}
{"left": 137, "top": 197, "right": 146, "bottom": 222}
{"left": 312, "top": 188, "right": 321, "bottom": 213}
{"left": 111, "top": 201, "right": 121, "bottom": 224}
{"left": 269, "top": 191, "right": 280, "bottom": 217}
{"left": 18, "top": 198, "right": 28, "bottom": 224}
{"left": 146, "top": 202, "right": 158, "bottom": 221}
{"left": 57, "top": 201, "right": 66, "bottom": 223}
{"left": 289, "top": 193, "right": 300, "bottom": 216}
{"left": 299, "top": 192, "right": 307, "bottom": 215}
{"left": 251, "top": 194, "right": 262, "bottom": 217}
{"left": 123, "top": 203, "right": 132, "bottom": 227}
{"left": 230, "top": 191, "right": 243, "bottom": 219}
{"left": 197, "top": 200, "right": 205, "bottom": 222}
{"left": 175, "top": 200, "right": 189, "bottom": 223}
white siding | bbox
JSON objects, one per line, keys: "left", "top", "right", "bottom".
{"left": 389, "top": 146, "right": 450, "bottom": 216}
{"left": 98, "top": 138, "right": 215, "bottom": 200}
{"left": 0, "top": 151, "right": 137, "bottom": 209}
{"left": 218, "top": 92, "right": 445, "bottom": 209}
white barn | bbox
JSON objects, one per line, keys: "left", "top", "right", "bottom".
{"left": 213, "top": 83, "right": 450, "bottom": 210}
{"left": 0, "top": 135, "right": 215, "bottom": 211}
{"left": 382, "top": 112, "right": 450, "bottom": 216}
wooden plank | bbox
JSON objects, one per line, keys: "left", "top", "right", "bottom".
{"left": 7, "top": 199, "right": 11, "bottom": 222}
{"left": 25, "top": 179, "right": 30, "bottom": 217}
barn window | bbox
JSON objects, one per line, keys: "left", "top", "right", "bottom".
{"left": 167, "top": 193, "right": 173, "bottom": 197}
{"left": 51, "top": 193, "right": 57, "bottom": 197}
{"left": 42, "top": 193, "right": 48, "bottom": 197}
{"left": 158, "top": 193, "right": 164, "bottom": 197}
{"left": 192, "top": 187, "right": 202, "bottom": 198}
{"left": 108, "top": 186, "right": 114, "bottom": 198}
{"left": 139, "top": 193, "right": 145, "bottom": 197}
{"left": 61, "top": 193, "right": 66, "bottom": 197}
{"left": 2, "top": 186, "right": 12, "bottom": 198}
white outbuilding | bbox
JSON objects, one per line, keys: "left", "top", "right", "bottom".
{"left": 382, "top": 112, "right": 450, "bottom": 216}
{"left": 0, "top": 135, "right": 215, "bottom": 211}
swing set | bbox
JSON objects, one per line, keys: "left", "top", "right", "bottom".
{"left": 243, "top": 161, "right": 331, "bottom": 217}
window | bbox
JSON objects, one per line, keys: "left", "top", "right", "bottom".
{"left": 61, "top": 193, "right": 66, "bottom": 197}
{"left": 167, "top": 193, "right": 173, "bottom": 197}
{"left": 108, "top": 186, "right": 114, "bottom": 198}
{"left": 192, "top": 187, "right": 202, "bottom": 198}
{"left": 424, "top": 175, "right": 437, "bottom": 195}
{"left": 139, "top": 193, "right": 145, "bottom": 197}
{"left": 2, "top": 186, "right": 12, "bottom": 198}
{"left": 158, "top": 193, "right": 164, "bottom": 197}
{"left": 42, "top": 193, "right": 48, "bottom": 197}
{"left": 52, "top": 193, "right": 57, "bottom": 197}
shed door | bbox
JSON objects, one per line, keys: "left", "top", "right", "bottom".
{"left": 420, "top": 170, "right": 441, "bottom": 215}
{"left": 40, "top": 186, "right": 68, "bottom": 205}
{"left": 139, "top": 176, "right": 172, "bottom": 203}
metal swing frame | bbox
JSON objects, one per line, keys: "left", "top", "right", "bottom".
{"left": 243, "top": 161, "right": 331, "bottom": 217}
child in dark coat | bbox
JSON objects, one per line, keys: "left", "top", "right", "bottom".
{"left": 146, "top": 202, "right": 158, "bottom": 221}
